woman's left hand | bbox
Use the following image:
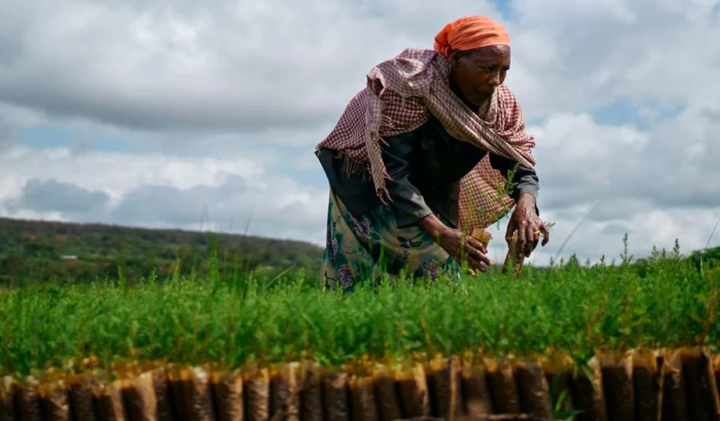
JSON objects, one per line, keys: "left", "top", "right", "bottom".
{"left": 506, "top": 193, "right": 550, "bottom": 258}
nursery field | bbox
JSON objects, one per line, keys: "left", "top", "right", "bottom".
{"left": 1, "top": 245, "right": 720, "bottom": 420}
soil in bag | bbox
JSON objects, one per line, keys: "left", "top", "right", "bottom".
{"left": 461, "top": 360, "right": 494, "bottom": 418}
{"left": 322, "top": 371, "right": 350, "bottom": 421}
{"left": 166, "top": 368, "right": 185, "bottom": 421}
{"left": 426, "top": 356, "right": 463, "bottom": 420}
{"left": 172, "top": 366, "right": 215, "bottom": 421}
{"left": 542, "top": 354, "right": 574, "bottom": 419}
{"left": 348, "top": 375, "right": 378, "bottom": 421}
{"left": 16, "top": 377, "right": 43, "bottom": 421}
{"left": 38, "top": 379, "right": 71, "bottom": 421}
{"left": 485, "top": 357, "right": 520, "bottom": 415}
{"left": 298, "top": 362, "right": 323, "bottom": 421}
{"left": 661, "top": 349, "right": 689, "bottom": 421}
{"left": 514, "top": 358, "right": 552, "bottom": 420}
{"left": 151, "top": 368, "right": 174, "bottom": 421}
{"left": 270, "top": 363, "right": 300, "bottom": 421}
{"left": 0, "top": 376, "right": 17, "bottom": 421}
{"left": 69, "top": 373, "right": 100, "bottom": 421}
{"left": 678, "top": 347, "right": 720, "bottom": 420}
{"left": 715, "top": 354, "right": 720, "bottom": 407}
{"left": 395, "top": 363, "right": 430, "bottom": 419}
{"left": 631, "top": 349, "right": 663, "bottom": 421}
{"left": 243, "top": 367, "right": 271, "bottom": 421}
{"left": 570, "top": 356, "right": 607, "bottom": 421}
{"left": 211, "top": 368, "right": 244, "bottom": 421}
{"left": 372, "top": 366, "right": 401, "bottom": 421}
{"left": 93, "top": 377, "right": 128, "bottom": 421}
{"left": 599, "top": 351, "right": 634, "bottom": 421}
{"left": 123, "top": 371, "right": 158, "bottom": 421}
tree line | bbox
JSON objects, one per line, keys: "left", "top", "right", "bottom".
{"left": 0, "top": 217, "right": 324, "bottom": 287}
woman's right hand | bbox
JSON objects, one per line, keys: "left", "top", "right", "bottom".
{"left": 416, "top": 214, "right": 494, "bottom": 274}
{"left": 439, "top": 228, "right": 494, "bottom": 274}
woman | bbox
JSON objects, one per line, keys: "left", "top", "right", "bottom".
{"left": 315, "top": 15, "right": 550, "bottom": 290}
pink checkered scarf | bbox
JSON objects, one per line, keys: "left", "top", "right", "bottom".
{"left": 316, "top": 48, "right": 536, "bottom": 232}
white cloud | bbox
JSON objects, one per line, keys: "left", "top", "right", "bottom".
{"left": 1, "top": 0, "right": 719, "bottom": 267}
{"left": 0, "top": 145, "right": 264, "bottom": 201}
{"left": 0, "top": 145, "right": 329, "bottom": 242}
{"left": 0, "top": 0, "right": 504, "bottom": 133}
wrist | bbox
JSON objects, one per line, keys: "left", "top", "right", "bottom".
{"left": 436, "top": 224, "right": 453, "bottom": 243}
{"left": 516, "top": 192, "right": 536, "bottom": 210}
{"left": 416, "top": 214, "right": 449, "bottom": 243}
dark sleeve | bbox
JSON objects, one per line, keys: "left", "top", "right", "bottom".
{"left": 488, "top": 153, "right": 540, "bottom": 214}
{"left": 380, "top": 132, "right": 434, "bottom": 227}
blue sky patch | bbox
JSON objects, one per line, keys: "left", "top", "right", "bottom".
{"left": 283, "top": 168, "right": 329, "bottom": 189}
{"left": 16, "top": 125, "right": 159, "bottom": 154}
{"left": 591, "top": 98, "right": 684, "bottom": 131}
{"left": 490, "top": 0, "right": 514, "bottom": 20}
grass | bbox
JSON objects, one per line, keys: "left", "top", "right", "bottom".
{"left": 1, "top": 237, "right": 719, "bottom": 380}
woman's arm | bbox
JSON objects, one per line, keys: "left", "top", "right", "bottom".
{"left": 487, "top": 153, "right": 549, "bottom": 256}
{"left": 379, "top": 132, "right": 435, "bottom": 227}
{"left": 488, "top": 153, "right": 539, "bottom": 207}
{"left": 416, "top": 213, "right": 493, "bottom": 272}
{"left": 380, "top": 134, "right": 493, "bottom": 271}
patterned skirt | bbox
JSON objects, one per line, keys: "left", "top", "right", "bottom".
{"left": 320, "top": 189, "right": 461, "bottom": 291}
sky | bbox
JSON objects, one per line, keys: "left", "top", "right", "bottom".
{"left": 1, "top": 0, "right": 719, "bottom": 267}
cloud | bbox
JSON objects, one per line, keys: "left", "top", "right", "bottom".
{"left": 506, "top": 0, "right": 720, "bottom": 120}
{"left": 0, "top": 118, "right": 12, "bottom": 150}
{"left": 2, "top": 0, "right": 719, "bottom": 132}
{"left": 531, "top": 104, "right": 720, "bottom": 213}
{"left": 108, "top": 175, "right": 326, "bottom": 241}
{"left": 9, "top": 179, "right": 110, "bottom": 214}
{"left": 0, "top": 145, "right": 329, "bottom": 243}
{"left": 0, "top": 0, "right": 501, "bottom": 134}
{"left": 1, "top": 0, "right": 719, "bottom": 267}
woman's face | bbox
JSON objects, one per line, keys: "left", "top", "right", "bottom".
{"left": 451, "top": 44, "right": 511, "bottom": 106}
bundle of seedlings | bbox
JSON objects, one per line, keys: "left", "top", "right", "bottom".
{"left": 470, "top": 228, "right": 526, "bottom": 278}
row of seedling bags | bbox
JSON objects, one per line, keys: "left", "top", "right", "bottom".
{"left": 1, "top": 347, "right": 720, "bottom": 421}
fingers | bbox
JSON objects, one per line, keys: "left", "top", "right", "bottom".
{"left": 475, "top": 248, "right": 493, "bottom": 267}
{"left": 526, "top": 224, "right": 541, "bottom": 257}
{"left": 505, "top": 222, "right": 515, "bottom": 242}
{"left": 467, "top": 236, "right": 488, "bottom": 254}
{"left": 465, "top": 245, "right": 493, "bottom": 271}
{"left": 529, "top": 224, "right": 539, "bottom": 246}
{"left": 517, "top": 224, "right": 527, "bottom": 248}
{"left": 457, "top": 239, "right": 492, "bottom": 274}
{"left": 523, "top": 225, "right": 533, "bottom": 256}
{"left": 466, "top": 254, "right": 488, "bottom": 273}
{"left": 512, "top": 224, "right": 528, "bottom": 258}
{"left": 541, "top": 225, "right": 551, "bottom": 246}
{"left": 465, "top": 238, "right": 493, "bottom": 266}
{"left": 528, "top": 235, "right": 538, "bottom": 257}
{"left": 527, "top": 223, "right": 551, "bottom": 254}
{"left": 505, "top": 213, "right": 552, "bottom": 259}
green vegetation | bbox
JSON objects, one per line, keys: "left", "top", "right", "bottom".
{"left": 2, "top": 235, "right": 719, "bottom": 378}
{"left": 3, "top": 216, "right": 720, "bottom": 380}
{"left": 0, "top": 217, "right": 323, "bottom": 287}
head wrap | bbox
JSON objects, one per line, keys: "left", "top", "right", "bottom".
{"left": 433, "top": 15, "right": 510, "bottom": 59}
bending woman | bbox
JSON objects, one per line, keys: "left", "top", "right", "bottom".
{"left": 315, "top": 15, "right": 550, "bottom": 290}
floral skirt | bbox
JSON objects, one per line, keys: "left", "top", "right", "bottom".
{"left": 320, "top": 189, "right": 461, "bottom": 291}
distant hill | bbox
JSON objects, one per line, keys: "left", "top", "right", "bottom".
{"left": 0, "top": 217, "right": 324, "bottom": 287}
{"left": 2, "top": 217, "right": 718, "bottom": 288}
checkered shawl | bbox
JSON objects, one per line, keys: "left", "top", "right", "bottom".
{"left": 316, "top": 48, "right": 536, "bottom": 232}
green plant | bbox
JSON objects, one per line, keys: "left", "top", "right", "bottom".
{"left": 0, "top": 237, "right": 717, "bottom": 378}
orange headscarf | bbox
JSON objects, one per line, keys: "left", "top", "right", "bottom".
{"left": 433, "top": 15, "right": 510, "bottom": 59}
